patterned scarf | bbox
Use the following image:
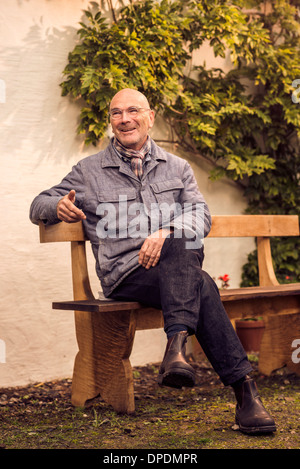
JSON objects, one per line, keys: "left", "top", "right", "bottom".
{"left": 112, "top": 136, "right": 151, "bottom": 178}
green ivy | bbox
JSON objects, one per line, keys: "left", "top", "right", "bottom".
{"left": 60, "top": 0, "right": 191, "bottom": 145}
{"left": 60, "top": 0, "right": 300, "bottom": 285}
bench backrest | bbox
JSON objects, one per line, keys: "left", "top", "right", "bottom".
{"left": 39, "top": 215, "right": 299, "bottom": 293}
{"left": 39, "top": 215, "right": 299, "bottom": 243}
{"left": 208, "top": 215, "right": 299, "bottom": 238}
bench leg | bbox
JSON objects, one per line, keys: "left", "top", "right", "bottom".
{"left": 259, "top": 312, "right": 300, "bottom": 376}
{"left": 71, "top": 309, "right": 137, "bottom": 414}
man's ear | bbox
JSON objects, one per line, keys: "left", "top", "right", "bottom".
{"left": 149, "top": 109, "right": 155, "bottom": 129}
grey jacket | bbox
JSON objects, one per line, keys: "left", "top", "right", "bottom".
{"left": 30, "top": 139, "right": 211, "bottom": 296}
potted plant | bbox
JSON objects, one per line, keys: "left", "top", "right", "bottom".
{"left": 235, "top": 317, "right": 265, "bottom": 353}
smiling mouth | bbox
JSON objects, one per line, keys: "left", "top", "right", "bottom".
{"left": 119, "top": 127, "right": 136, "bottom": 133}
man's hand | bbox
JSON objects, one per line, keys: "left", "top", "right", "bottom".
{"left": 138, "top": 228, "right": 172, "bottom": 270}
{"left": 57, "top": 190, "right": 86, "bottom": 223}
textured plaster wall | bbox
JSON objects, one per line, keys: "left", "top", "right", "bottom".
{"left": 0, "top": 0, "right": 254, "bottom": 387}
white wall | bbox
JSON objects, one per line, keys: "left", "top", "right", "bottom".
{"left": 0, "top": 0, "right": 254, "bottom": 387}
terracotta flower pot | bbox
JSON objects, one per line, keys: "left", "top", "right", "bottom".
{"left": 235, "top": 319, "right": 265, "bottom": 353}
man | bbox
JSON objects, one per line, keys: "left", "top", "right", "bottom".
{"left": 30, "top": 88, "right": 276, "bottom": 434}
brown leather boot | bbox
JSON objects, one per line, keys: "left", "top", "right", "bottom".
{"left": 233, "top": 375, "right": 276, "bottom": 434}
{"left": 158, "top": 331, "right": 195, "bottom": 389}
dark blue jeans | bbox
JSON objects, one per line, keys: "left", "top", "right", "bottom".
{"left": 110, "top": 232, "right": 252, "bottom": 386}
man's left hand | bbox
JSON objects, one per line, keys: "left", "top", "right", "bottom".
{"left": 138, "top": 228, "right": 172, "bottom": 270}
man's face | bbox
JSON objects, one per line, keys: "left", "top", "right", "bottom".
{"left": 109, "top": 89, "right": 155, "bottom": 150}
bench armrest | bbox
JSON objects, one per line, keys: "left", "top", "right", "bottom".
{"left": 39, "top": 220, "right": 87, "bottom": 243}
{"left": 257, "top": 237, "right": 279, "bottom": 286}
{"left": 39, "top": 221, "right": 94, "bottom": 301}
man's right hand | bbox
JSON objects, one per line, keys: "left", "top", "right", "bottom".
{"left": 57, "top": 190, "right": 86, "bottom": 223}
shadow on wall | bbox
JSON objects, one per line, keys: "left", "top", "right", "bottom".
{"left": 0, "top": 4, "right": 108, "bottom": 168}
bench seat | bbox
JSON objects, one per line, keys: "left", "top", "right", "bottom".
{"left": 53, "top": 283, "right": 300, "bottom": 313}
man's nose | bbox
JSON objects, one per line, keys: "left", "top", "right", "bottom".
{"left": 120, "top": 110, "right": 132, "bottom": 122}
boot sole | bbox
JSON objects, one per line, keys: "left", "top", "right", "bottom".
{"left": 237, "top": 422, "right": 277, "bottom": 435}
{"left": 158, "top": 368, "right": 195, "bottom": 389}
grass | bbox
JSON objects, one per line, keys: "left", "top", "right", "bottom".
{"left": 0, "top": 357, "right": 299, "bottom": 451}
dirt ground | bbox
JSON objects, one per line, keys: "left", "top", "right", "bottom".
{"left": 0, "top": 354, "right": 299, "bottom": 451}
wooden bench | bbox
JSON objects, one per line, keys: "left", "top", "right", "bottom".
{"left": 39, "top": 215, "right": 300, "bottom": 414}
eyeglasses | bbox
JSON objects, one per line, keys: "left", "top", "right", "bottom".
{"left": 109, "top": 107, "right": 151, "bottom": 120}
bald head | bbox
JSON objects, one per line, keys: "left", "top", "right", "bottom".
{"left": 110, "top": 88, "right": 150, "bottom": 110}
{"left": 109, "top": 88, "right": 155, "bottom": 151}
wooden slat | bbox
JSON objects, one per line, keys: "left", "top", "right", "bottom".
{"left": 53, "top": 283, "right": 300, "bottom": 314}
{"left": 209, "top": 215, "right": 299, "bottom": 237}
{"left": 53, "top": 299, "right": 143, "bottom": 313}
{"left": 39, "top": 221, "right": 86, "bottom": 243}
{"left": 220, "top": 283, "right": 300, "bottom": 302}
{"left": 40, "top": 215, "right": 299, "bottom": 242}
{"left": 259, "top": 312, "right": 300, "bottom": 376}
{"left": 136, "top": 308, "right": 164, "bottom": 330}
{"left": 71, "top": 241, "right": 95, "bottom": 301}
{"left": 257, "top": 237, "right": 279, "bottom": 286}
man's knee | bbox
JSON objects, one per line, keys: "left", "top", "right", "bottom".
{"left": 161, "top": 229, "right": 204, "bottom": 265}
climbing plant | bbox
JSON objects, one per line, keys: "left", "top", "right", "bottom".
{"left": 60, "top": 0, "right": 191, "bottom": 145}
{"left": 60, "top": 0, "right": 300, "bottom": 285}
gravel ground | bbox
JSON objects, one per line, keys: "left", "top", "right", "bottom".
{"left": 0, "top": 355, "right": 299, "bottom": 451}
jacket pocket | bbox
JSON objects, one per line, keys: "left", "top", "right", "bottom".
{"left": 96, "top": 187, "right": 140, "bottom": 239}
{"left": 150, "top": 178, "right": 184, "bottom": 194}
{"left": 150, "top": 178, "right": 184, "bottom": 226}
{"left": 150, "top": 178, "right": 184, "bottom": 205}
{"left": 97, "top": 187, "right": 136, "bottom": 203}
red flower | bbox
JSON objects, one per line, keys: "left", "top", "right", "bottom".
{"left": 219, "top": 274, "right": 230, "bottom": 282}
